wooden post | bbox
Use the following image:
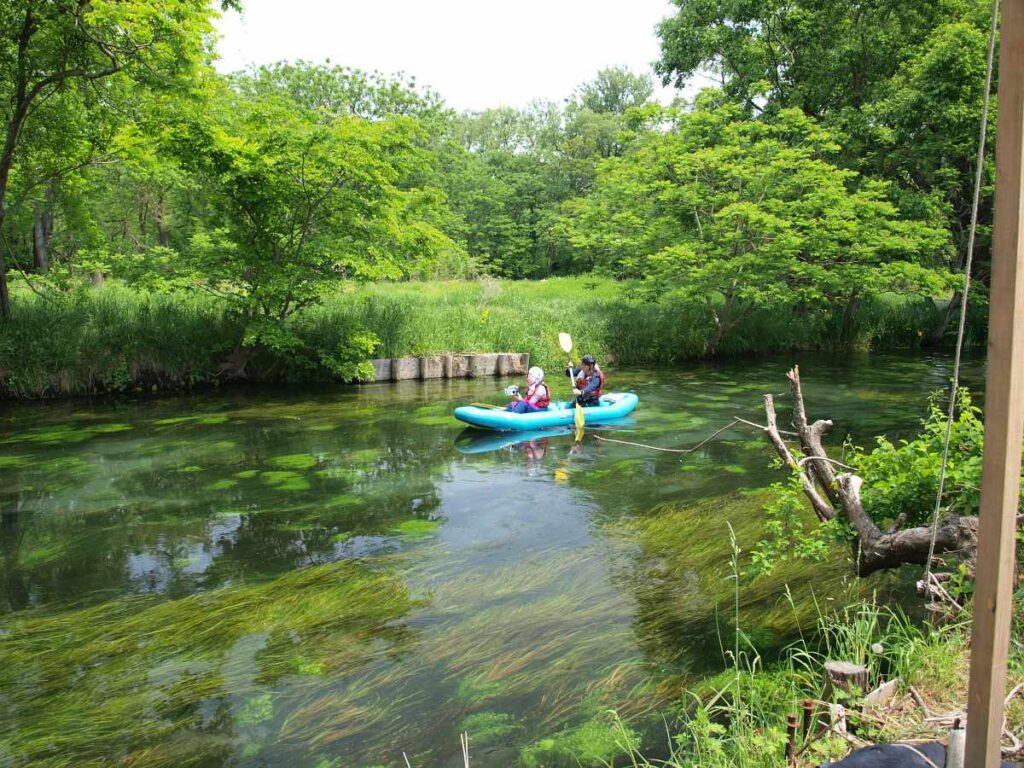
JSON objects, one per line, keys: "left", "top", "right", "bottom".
{"left": 966, "top": 0, "right": 1024, "bottom": 764}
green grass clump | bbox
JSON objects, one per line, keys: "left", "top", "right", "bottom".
{"left": 458, "top": 711, "right": 521, "bottom": 745}
{"left": 0, "top": 276, "right": 965, "bottom": 399}
{"left": 391, "top": 518, "right": 442, "bottom": 538}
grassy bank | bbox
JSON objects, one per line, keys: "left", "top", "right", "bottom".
{"left": 614, "top": 597, "right": 1024, "bottom": 768}
{"left": 0, "top": 277, "right": 976, "bottom": 398}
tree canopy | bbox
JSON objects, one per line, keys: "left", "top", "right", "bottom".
{"left": 0, "top": 1, "right": 990, "bottom": 365}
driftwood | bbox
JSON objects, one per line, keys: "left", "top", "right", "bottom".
{"left": 763, "top": 367, "right": 979, "bottom": 576}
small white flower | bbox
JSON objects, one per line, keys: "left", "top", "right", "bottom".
{"left": 871, "top": 642, "right": 884, "bottom": 654}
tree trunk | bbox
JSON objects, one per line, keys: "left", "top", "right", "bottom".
{"left": 156, "top": 192, "right": 169, "bottom": 247}
{"left": 841, "top": 289, "right": 858, "bottom": 343}
{"left": 91, "top": 270, "right": 104, "bottom": 287}
{"left": 924, "top": 291, "right": 961, "bottom": 347}
{"left": 707, "top": 291, "right": 735, "bottom": 355}
{"left": 823, "top": 661, "right": 869, "bottom": 701}
{"left": 0, "top": 218, "right": 10, "bottom": 320}
{"left": 32, "top": 201, "right": 50, "bottom": 276}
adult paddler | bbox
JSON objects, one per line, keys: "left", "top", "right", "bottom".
{"left": 566, "top": 353, "right": 605, "bottom": 407}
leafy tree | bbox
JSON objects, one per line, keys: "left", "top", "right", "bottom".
{"left": 654, "top": 0, "right": 977, "bottom": 117}
{"left": 861, "top": 20, "right": 995, "bottom": 342}
{"left": 564, "top": 99, "right": 952, "bottom": 352}
{"left": 169, "top": 82, "right": 458, "bottom": 372}
{"left": 0, "top": 0, "right": 235, "bottom": 317}
{"left": 572, "top": 65, "right": 654, "bottom": 115}
{"left": 655, "top": 0, "right": 995, "bottom": 343}
{"left": 442, "top": 105, "right": 571, "bottom": 277}
{"left": 230, "top": 60, "right": 447, "bottom": 122}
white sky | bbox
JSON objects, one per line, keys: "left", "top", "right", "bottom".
{"left": 213, "top": 0, "right": 694, "bottom": 112}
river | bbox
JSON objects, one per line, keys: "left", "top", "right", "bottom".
{"left": 0, "top": 351, "right": 984, "bottom": 767}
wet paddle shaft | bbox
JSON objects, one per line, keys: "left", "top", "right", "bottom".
{"left": 558, "top": 333, "right": 585, "bottom": 433}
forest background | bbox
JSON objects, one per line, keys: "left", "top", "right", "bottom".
{"left": 0, "top": 0, "right": 999, "bottom": 398}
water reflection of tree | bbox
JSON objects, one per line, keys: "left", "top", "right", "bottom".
{"left": 0, "top": 404, "right": 453, "bottom": 610}
{"left": 1, "top": 503, "right": 30, "bottom": 611}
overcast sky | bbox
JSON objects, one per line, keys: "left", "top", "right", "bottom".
{"left": 214, "top": 0, "right": 695, "bottom": 112}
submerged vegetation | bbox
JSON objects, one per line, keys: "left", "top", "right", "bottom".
{"left": 3, "top": 361, "right": 982, "bottom": 766}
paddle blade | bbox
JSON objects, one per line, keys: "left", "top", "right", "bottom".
{"left": 558, "top": 332, "right": 573, "bottom": 354}
{"left": 574, "top": 402, "right": 585, "bottom": 431}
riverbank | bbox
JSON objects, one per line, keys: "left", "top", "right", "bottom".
{"left": 621, "top": 596, "right": 1024, "bottom": 768}
{"left": 0, "top": 277, "right": 974, "bottom": 399}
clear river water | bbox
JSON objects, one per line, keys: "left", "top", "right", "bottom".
{"left": 0, "top": 351, "right": 984, "bottom": 767}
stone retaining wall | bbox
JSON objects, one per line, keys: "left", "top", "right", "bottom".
{"left": 362, "top": 353, "right": 529, "bottom": 383}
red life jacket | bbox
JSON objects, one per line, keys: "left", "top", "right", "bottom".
{"left": 528, "top": 382, "right": 551, "bottom": 408}
{"left": 578, "top": 366, "right": 604, "bottom": 399}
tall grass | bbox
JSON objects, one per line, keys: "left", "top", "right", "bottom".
{"left": 0, "top": 286, "right": 242, "bottom": 398}
{"left": 0, "top": 277, "right": 969, "bottom": 398}
{"left": 606, "top": 596, "right": 972, "bottom": 768}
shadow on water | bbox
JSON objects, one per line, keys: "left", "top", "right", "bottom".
{"left": 0, "top": 351, "right": 984, "bottom": 766}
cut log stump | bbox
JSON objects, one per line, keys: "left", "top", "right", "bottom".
{"left": 824, "top": 661, "right": 870, "bottom": 702}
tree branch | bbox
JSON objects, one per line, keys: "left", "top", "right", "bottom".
{"left": 764, "top": 393, "right": 836, "bottom": 522}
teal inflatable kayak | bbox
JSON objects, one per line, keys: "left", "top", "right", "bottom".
{"left": 453, "top": 392, "right": 639, "bottom": 432}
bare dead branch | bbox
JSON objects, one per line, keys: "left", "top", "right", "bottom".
{"left": 764, "top": 393, "right": 836, "bottom": 522}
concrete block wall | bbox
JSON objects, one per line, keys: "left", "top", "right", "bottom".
{"left": 362, "top": 353, "right": 529, "bottom": 383}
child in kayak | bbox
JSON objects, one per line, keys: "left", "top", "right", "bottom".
{"left": 506, "top": 367, "right": 551, "bottom": 413}
{"left": 567, "top": 353, "right": 604, "bottom": 407}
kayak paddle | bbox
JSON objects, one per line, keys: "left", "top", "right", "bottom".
{"left": 558, "top": 333, "right": 585, "bottom": 437}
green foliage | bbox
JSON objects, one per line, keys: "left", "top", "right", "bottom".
{"left": 172, "top": 81, "right": 457, "bottom": 326}
{"left": 0, "top": 277, "right": 960, "bottom": 398}
{"left": 656, "top": 0, "right": 973, "bottom": 113}
{"left": 563, "top": 101, "right": 952, "bottom": 352}
{"left": 573, "top": 66, "right": 655, "bottom": 115}
{"left": 519, "top": 712, "right": 640, "bottom": 768}
{"left": 655, "top": 0, "right": 994, "bottom": 343}
{"left": 754, "top": 388, "right": 998, "bottom": 574}
{"left": 852, "top": 388, "right": 987, "bottom": 525}
{"left": 0, "top": 0, "right": 235, "bottom": 315}
{"left": 751, "top": 477, "right": 851, "bottom": 575}
{"left": 618, "top": 598, "right": 976, "bottom": 768}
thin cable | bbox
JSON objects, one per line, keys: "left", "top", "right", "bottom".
{"left": 924, "top": 0, "right": 1000, "bottom": 585}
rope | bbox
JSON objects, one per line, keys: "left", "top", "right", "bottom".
{"left": 593, "top": 418, "right": 752, "bottom": 454}
{"left": 924, "top": 0, "right": 1000, "bottom": 585}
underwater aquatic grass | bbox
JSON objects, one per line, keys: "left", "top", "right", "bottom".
{"left": 0, "top": 560, "right": 419, "bottom": 766}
